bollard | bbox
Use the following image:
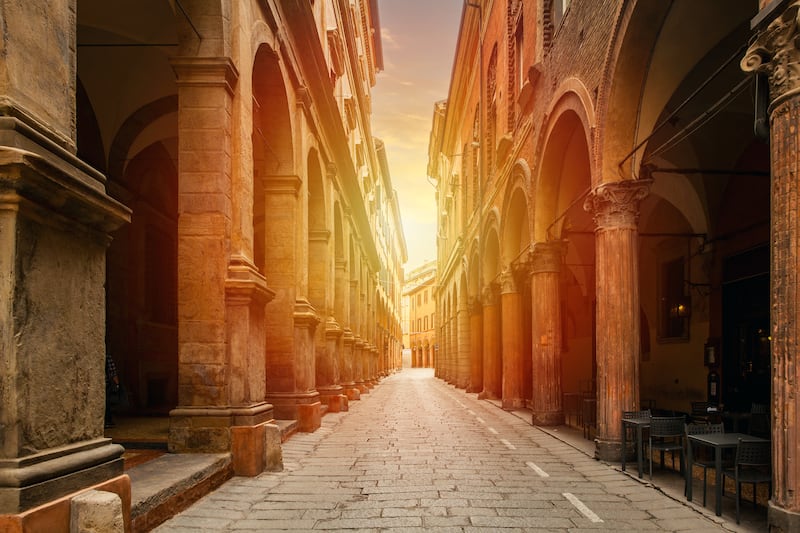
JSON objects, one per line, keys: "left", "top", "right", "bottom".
{"left": 70, "top": 490, "right": 123, "bottom": 533}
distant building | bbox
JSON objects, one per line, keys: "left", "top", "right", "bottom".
{"left": 403, "top": 261, "right": 437, "bottom": 368}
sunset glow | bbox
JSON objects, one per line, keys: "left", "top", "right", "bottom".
{"left": 372, "top": 0, "right": 463, "bottom": 268}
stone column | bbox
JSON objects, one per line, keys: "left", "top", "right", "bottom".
{"left": 530, "top": 242, "right": 565, "bottom": 426}
{"left": 354, "top": 337, "right": 367, "bottom": 393}
{"left": 500, "top": 268, "right": 525, "bottom": 409}
{"left": 341, "top": 329, "right": 360, "bottom": 400}
{"left": 479, "top": 284, "right": 502, "bottom": 400}
{"left": 584, "top": 179, "right": 650, "bottom": 461}
{"left": 457, "top": 298, "right": 471, "bottom": 389}
{"left": 743, "top": 5, "right": 800, "bottom": 529}
{"left": 262, "top": 172, "right": 321, "bottom": 431}
{"left": 0, "top": 2, "right": 130, "bottom": 517}
{"left": 467, "top": 298, "right": 484, "bottom": 393}
{"left": 318, "top": 317, "right": 347, "bottom": 412}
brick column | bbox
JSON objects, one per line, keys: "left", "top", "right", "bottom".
{"left": 467, "top": 298, "right": 484, "bottom": 393}
{"left": 500, "top": 268, "right": 525, "bottom": 409}
{"left": 479, "top": 284, "right": 502, "bottom": 400}
{"left": 584, "top": 179, "right": 650, "bottom": 461}
{"left": 530, "top": 242, "right": 565, "bottom": 426}
{"left": 743, "top": 5, "right": 800, "bottom": 529}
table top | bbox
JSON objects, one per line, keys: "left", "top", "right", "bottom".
{"left": 688, "top": 432, "right": 767, "bottom": 447}
{"left": 622, "top": 416, "right": 650, "bottom": 427}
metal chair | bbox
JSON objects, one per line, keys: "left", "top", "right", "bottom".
{"left": 685, "top": 422, "right": 725, "bottom": 505}
{"left": 722, "top": 438, "right": 772, "bottom": 524}
{"left": 749, "top": 403, "right": 770, "bottom": 438}
{"left": 648, "top": 416, "right": 685, "bottom": 479}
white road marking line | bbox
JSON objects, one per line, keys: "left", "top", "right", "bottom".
{"left": 500, "top": 438, "right": 516, "bottom": 450}
{"left": 468, "top": 410, "right": 476, "bottom": 416}
{"left": 563, "top": 492, "right": 603, "bottom": 523}
{"left": 476, "top": 417, "right": 485, "bottom": 424}
{"left": 488, "top": 427, "right": 499, "bottom": 435}
{"left": 526, "top": 461, "right": 549, "bottom": 477}
{"left": 456, "top": 401, "right": 465, "bottom": 407}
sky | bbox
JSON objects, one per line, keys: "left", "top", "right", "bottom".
{"left": 371, "top": 0, "right": 464, "bottom": 270}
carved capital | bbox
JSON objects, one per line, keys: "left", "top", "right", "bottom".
{"left": 468, "top": 297, "right": 483, "bottom": 315}
{"left": 481, "top": 283, "right": 499, "bottom": 306}
{"left": 583, "top": 179, "right": 651, "bottom": 231}
{"left": 529, "top": 241, "right": 564, "bottom": 275}
{"left": 499, "top": 268, "right": 518, "bottom": 294}
{"left": 742, "top": 1, "right": 800, "bottom": 107}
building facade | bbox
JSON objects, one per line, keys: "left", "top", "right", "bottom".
{"left": 403, "top": 261, "right": 437, "bottom": 368}
{"left": 0, "top": 0, "right": 405, "bottom": 529}
{"left": 429, "top": 0, "right": 800, "bottom": 529}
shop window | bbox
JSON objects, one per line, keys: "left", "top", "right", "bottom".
{"left": 659, "top": 256, "right": 689, "bottom": 341}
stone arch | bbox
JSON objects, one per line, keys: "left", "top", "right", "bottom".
{"left": 482, "top": 210, "right": 502, "bottom": 286}
{"left": 500, "top": 178, "right": 531, "bottom": 267}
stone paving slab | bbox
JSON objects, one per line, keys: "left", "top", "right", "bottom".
{"left": 154, "top": 369, "right": 755, "bottom": 532}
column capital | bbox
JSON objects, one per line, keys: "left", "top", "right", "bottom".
{"left": 468, "top": 296, "right": 483, "bottom": 315}
{"left": 481, "top": 283, "right": 499, "bottom": 306}
{"left": 529, "top": 241, "right": 565, "bottom": 275}
{"left": 499, "top": 267, "right": 518, "bottom": 294}
{"left": 742, "top": 1, "right": 800, "bottom": 109}
{"left": 583, "top": 179, "right": 651, "bottom": 231}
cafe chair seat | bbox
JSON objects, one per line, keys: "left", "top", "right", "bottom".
{"left": 685, "top": 422, "right": 726, "bottom": 505}
{"left": 648, "top": 416, "right": 685, "bottom": 480}
{"left": 722, "top": 438, "right": 771, "bottom": 524}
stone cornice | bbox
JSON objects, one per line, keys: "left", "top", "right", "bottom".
{"left": 225, "top": 254, "right": 275, "bottom": 305}
{"left": 742, "top": 1, "right": 800, "bottom": 110}
{"left": 262, "top": 175, "right": 302, "bottom": 196}
{"left": 583, "top": 179, "right": 651, "bottom": 231}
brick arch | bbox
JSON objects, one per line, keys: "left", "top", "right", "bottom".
{"left": 533, "top": 85, "right": 594, "bottom": 244}
{"left": 500, "top": 160, "right": 531, "bottom": 266}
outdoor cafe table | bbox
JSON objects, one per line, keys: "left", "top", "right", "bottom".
{"left": 686, "top": 432, "right": 769, "bottom": 516}
{"left": 621, "top": 414, "right": 650, "bottom": 478}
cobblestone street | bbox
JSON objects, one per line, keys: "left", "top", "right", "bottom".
{"left": 154, "top": 369, "right": 745, "bottom": 532}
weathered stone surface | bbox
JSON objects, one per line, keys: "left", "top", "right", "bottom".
{"left": 69, "top": 490, "right": 124, "bottom": 533}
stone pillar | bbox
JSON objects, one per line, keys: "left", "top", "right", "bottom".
{"left": 479, "top": 284, "right": 502, "bottom": 400}
{"left": 584, "top": 179, "right": 650, "bottom": 461}
{"left": 318, "top": 317, "right": 347, "bottom": 412}
{"left": 167, "top": 57, "right": 279, "bottom": 465}
{"left": 354, "top": 337, "right": 368, "bottom": 393}
{"left": 530, "top": 242, "right": 565, "bottom": 426}
{"left": 341, "top": 329, "right": 360, "bottom": 400}
{"left": 500, "top": 268, "right": 525, "bottom": 409}
{"left": 743, "top": 5, "right": 800, "bottom": 529}
{"left": 468, "top": 298, "right": 484, "bottom": 393}
{"left": 457, "top": 299, "right": 471, "bottom": 389}
{"left": 0, "top": 4, "right": 130, "bottom": 518}
{"left": 262, "top": 170, "right": 321, "bottom": 431}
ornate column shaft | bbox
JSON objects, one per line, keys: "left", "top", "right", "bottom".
{"left": 468, "top": 297, "right": 484, "bottom": 393}
{"left": 743, "top": 5, "right": 800, "bottom": 529}
{"left": 584, "top": 179, "right": 650, "bottom": 461}
{"left": 500, "top": 268, "right": 525, "bottom": 409}
{"left": 478, "top": 284, "right": 502, "bottom": 400}
{"left": 529, "top": 242, "right": 565, "bottom": 426}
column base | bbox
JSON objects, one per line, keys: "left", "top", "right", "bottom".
{"left": 231, "top": 421, "right": 283, "bottom": 476}
{"left": 318, "top": 386, "right": 349, "bottom": 413}
{"left": 267, "top": 392, "right": 322, "bottom": 432}
{"left": 0, "top": 474, "right": 130, "bottom": 533}
{"left": 594, "top": 437, "right": 622, "bottom": 462}
{"left": 532, "top": 410, "right": 565, "bottom": 426}
{"left": 345, "top": 388, "right": 361, "bottom": 401}
{"left": 0, "top": 439, "right": 125, "bottom": 514}
{"left": 769, "top": 501, "right": 800, "bottom": 532}
{"left": 169, "top": 402, "right": 275, "bottom": 454}
{"left": 477, "top": 390, "right": 499, "bottom": 401}
{"left": 502, "top": 398, "right": 526, "bottom": 410}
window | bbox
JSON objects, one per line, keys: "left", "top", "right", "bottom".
{"left": 659, "top": 257, "right": 689, "bottom": 340}
{"left": 424, "top": 316, "right": 428, "bottom": 331}
{"left": 515, "top": 17, "right": 524, "bottom": 91}
{"left": 552, "top": 0, "right": 570, "bottom": 28}
{"left": 424, "top": 290, "right": 428, "bottom": 304}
